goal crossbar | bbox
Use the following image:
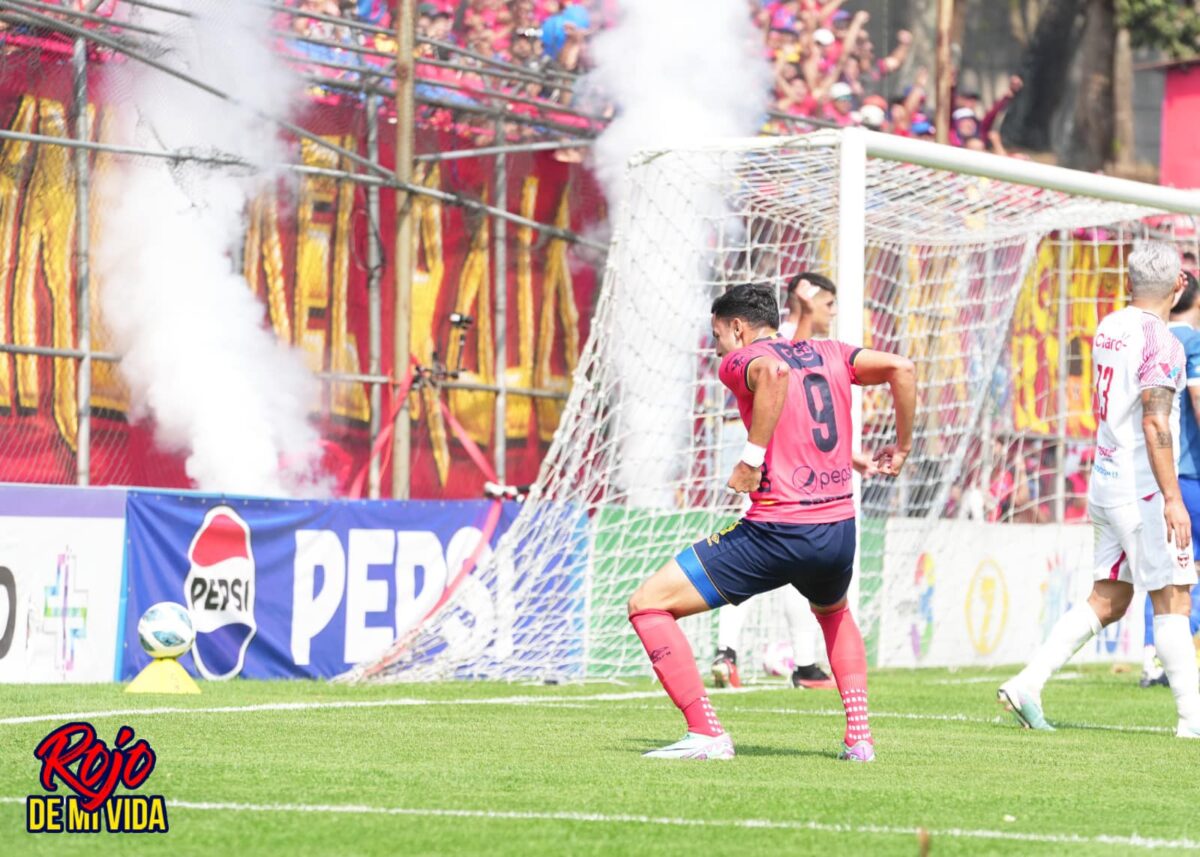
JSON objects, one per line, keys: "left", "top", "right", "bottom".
{"left": 648, "top": 129, "right": 1200, "bottom": 215}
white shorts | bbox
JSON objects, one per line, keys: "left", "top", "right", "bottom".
{"left": 1090, "top": 495, "right": 1198, "bottom": 592}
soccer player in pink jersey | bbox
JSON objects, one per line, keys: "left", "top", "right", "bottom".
{"left": 711, "top": 273, "right": 877, "bottom": 692}
{"left": 627, "top": 282, "right": 916, "bottom": 761}
{"left": 999, "top": 242, "right": 1200, "bottom": 738}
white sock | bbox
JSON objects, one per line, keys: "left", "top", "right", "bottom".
{"left": 782, "top": 588, "right": 819, "bottom": 668}
{"left": 1143, "top": 644, "right": 1159, "bottom": 674}
{"left": 717, "top": 601, "right": 746, "bottom": 654}
{"left": 1153, "top": 613, "right": 1200, "bottom": 725}
{"left": 1016, "top": 603, "right": 1103, "bottom": 696}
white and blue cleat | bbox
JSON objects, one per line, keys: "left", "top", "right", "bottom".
{"left": 643, "top": 732, "right": 735, "bottom": 760}
{"left": 997, "top": 681, "right": 1055, "bottom": 731}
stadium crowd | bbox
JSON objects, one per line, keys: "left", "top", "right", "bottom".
{"left": 0, "top": 1, "right": 1024, "bottom": 151}
{"left": 752, "top": 2, "right": 1023, "bottom": 153}
{"left": 273, "top": 0, "right": 1024, "bottom": 152}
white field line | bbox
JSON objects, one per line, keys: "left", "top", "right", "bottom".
{"left": 531, "top": 702, "right": 1176, "bottom": 735}
{"left": 465, "top": 696, "right": 1175, "bottom": 735}
{"left": 930, "top": 672, "right": 1085, "bottom": 686}
{"left": 0, "top": 796, "right": 1193, "bottom": 850}
{"left": 722, "top": 707, "right": 1175, "bottom": 735}
{"left": 0, "top": 688, "right": 1176, "bottom": 734}
{"left": 0, "top": 688, "right": 768, "bottom": 727}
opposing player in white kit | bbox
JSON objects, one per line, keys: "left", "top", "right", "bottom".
{"left": 998, "top": 242, "right": 1200, "bottom": 738}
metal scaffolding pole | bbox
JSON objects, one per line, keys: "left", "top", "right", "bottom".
{"left": 366, "top": 93, "right": 383, "bottom": 500}
{"left": 0, "top": 2, "right": 397, "bottom": 188}
{"left": 0, "top": 126, "right": 253, "bottom": 164}
{"left": 0, "top": 343, "right": 116, "bottom": 361}
{"left": 0, "top": 127, "right": 601, "bottom": 249}
{"left": 414, "top": 139, "right": 594, "bottom": 162}
{"left": 392, "top": 0, "right": 414, "bottom": 499}
{"left": 72, "top": 36, "right": 91, "bottom": 486}
{"left": 0, "top": 0, "right": 160, "bottom": 35}
{"left": 493, "top": 120, "right": 508, "bottom": 485}
{"left": 441, "top": 379, "right": 567, "bottom": 400}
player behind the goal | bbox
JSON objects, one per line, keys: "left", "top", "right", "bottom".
{"left": 999, "top": 241, "right": 1200, "bottom": 738}
{"left": 626, "top": 283, "right": 916, "bottom": 761}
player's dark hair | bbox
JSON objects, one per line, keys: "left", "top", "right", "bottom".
{"left": 1171, "top": 270, "right": 1200, "bottom": 316}
{"left": 786, "top": 271, "right": 837, "bottom": 296}
{"left": 711, "top": 284, "right": 780, "bottom": 329}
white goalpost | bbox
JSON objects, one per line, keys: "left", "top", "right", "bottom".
{"left": 351, "top": 129, "right": 1200, "bottom": 683}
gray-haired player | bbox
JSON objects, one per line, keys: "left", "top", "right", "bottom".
{"left": 999, "top": 242, "right": 1200, "bottom": 738}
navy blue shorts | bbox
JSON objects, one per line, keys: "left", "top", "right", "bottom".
{"left": 675, "top": 517, "right": 856, "bottom": 609}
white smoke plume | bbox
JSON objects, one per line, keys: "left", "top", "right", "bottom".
{"left": 587, "top": 1, "right": 770, "bottom": 210}
{"left": 95, "top": 0, "right": 325, "bottom": 496}
{"left": 585, "top": 1, "right": 769, "bottom": 505}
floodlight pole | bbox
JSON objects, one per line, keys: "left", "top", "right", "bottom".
{"left": 392, "top": 0, "right": 415, "bottom": 499}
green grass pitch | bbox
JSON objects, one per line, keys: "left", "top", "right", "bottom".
{"left": 1, "top": 666, "right": 1198, "bottom": 855}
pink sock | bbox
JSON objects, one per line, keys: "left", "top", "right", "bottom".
{"left": 630, "top": 609, "right": 724, "bottom": 737}
{"left": 815, "top": 605, "right": 872, "bottom": 746}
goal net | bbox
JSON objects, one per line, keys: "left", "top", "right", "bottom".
{"left": 352, "top": 130, "right": 1200, "bottom": 682}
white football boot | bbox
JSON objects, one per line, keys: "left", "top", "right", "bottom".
{"left": 643, "top": 732, "right": 735, "bottom": 760}
{"left": 1177, "top": 721, "right": 1200, "bottom": 739}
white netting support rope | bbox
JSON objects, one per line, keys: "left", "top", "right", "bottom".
{"left": 351, "top": 133, "right": 1192, "bottom": 683}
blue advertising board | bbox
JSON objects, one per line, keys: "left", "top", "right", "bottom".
{"left": 120, "top": 492, "right": 526, "bottom": 679}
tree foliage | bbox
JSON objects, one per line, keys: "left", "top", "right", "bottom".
{"left": 1116, "top": 0, "right": 1200, "bottom": 58}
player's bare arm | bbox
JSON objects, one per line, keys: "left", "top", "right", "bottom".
{"left": 727, "top": 356, "right": 789, "bottom": 494}
{"left": 1142, "top": 385, "right": 1191, "bottom": 550}
{"left": 845, "top": 349, "right": 916, "bottom": 477}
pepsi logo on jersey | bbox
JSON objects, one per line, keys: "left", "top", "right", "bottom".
{"left": 791, "top": 464, "right": 852, "bottom": 494}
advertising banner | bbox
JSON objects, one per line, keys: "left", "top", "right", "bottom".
{"left": 878, "top": 518, "right": 1146, "bottom": 668}
{"left": 0, "top": 485, "right": 126, "bottom": 683}
{"left": 120, "top": 491, "right": 523, "bottom": 679}
{"left": 0, "top": 71, "right": 602, "bottom": 500}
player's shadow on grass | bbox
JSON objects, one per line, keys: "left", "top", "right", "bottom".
{"left": 731, "top": 743, "right": 834, "bottom": 759}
